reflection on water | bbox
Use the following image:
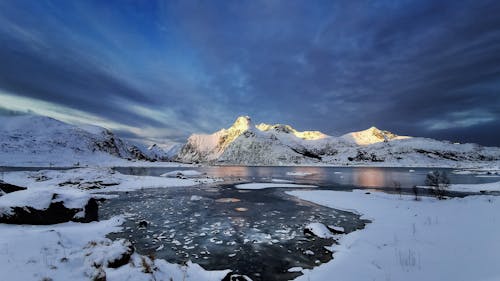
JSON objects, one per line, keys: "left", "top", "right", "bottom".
{"left": 351, "top": 167, "right": 387, "bottom": 187}
{"left": 115, "top": 166, "right": 498, "bottom": 189}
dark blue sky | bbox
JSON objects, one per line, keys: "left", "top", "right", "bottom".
{"left": 0, "top": 0, "right": 499, "bottom": 145}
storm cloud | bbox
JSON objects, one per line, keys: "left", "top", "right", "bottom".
{"left": 0, "top": 0, "right": 499, "bottom": 145}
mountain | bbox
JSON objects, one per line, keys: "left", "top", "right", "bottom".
{"left": 0, "top": 114, "right": 155, "bottom": 166}
{"left": 145, "top": 143, "right": 182, "bottom": 161}
{"left": 176, "top": 116, "right": 500, "bottom": 166}
{"left": 341, "top": 126, "right": 410, "bottom": 145}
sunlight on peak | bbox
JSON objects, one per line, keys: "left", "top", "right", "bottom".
{"left": 345, "top": 126, "right": 411, "bottom": 145}
{"left": 230, "top": 116, "right": 252, "bottom": 131}
{"left": 256, "top": 123, "right": 327, "bottom": 140}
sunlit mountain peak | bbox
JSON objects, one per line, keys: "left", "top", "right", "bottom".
{"left": 255, "top": 123, "right": 328, "bottom": 140}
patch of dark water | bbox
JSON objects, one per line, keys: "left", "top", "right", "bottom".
{"left": 100, "top": 184, "right": 368, "bottom": 281}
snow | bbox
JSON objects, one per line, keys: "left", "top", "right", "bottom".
{"left": 341, "top": 126, "right": 410, "bottom": 145}
{"left": 287, "top": 189, "right": 500, "bottom": 281}
{"left": 0, "top": 188, "right": 91, "bottom": 216}
{"left": 0, "top": 168, "right": 230, "bottom": 281}
{"left": 235, "top": 182, "right": 316, "bottom": 190}
{"left": 304, "top": 222, "right": 334, "bottom": 238}
{"left": 286, "top": 171, "right": 314, "bottom": 176}
{"left": 0, "top": 216, "right": 230, "bottom": 281}
{"left": 419, "top": 180, "right": 500, "bottom": 192}
{"left": 176, "top": 116, "right": 500, "bottom": 167}
{"left": 271, "top": 178, "right": 294, "bottom": 183}
{"left": 328, "top": 225, "right": 345, "bottom": 233}
{"left": 1, "top": 168, "right": 204, "bottom": 193}
{"left": 0, "top": 114, "right": 197, "bottom": 167}
{"left": 160, "top": 170, "right": 204, "bottom": 177}
{"left": 1, "top": 114, "right": 499, "bottom": 168}
{"left": 288, "top": 266, "right": 304, "bottom": 272}
{"left": 190, "top": 195, "right": 203, "bottom": 201}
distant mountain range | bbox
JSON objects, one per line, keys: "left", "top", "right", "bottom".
{"left": 175, "top": 116, "right": 500, "bottom": 166}
{"left": 0, "top": 114, "right": 499, "bottom": 167}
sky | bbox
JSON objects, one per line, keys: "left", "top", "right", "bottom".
{"left": 0, "top": 0, "right": 499, "bottom": 146}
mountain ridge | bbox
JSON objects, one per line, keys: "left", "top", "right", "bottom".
{"left": 175, "top": 116, "right": 500, "bottom": 166}
{"left": 0, "top": 114, "right": 158, "bottom": 166}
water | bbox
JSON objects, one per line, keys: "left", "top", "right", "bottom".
{"left": 101, "top": 166, "right": 498, "bottom": 280}
{"left": 100, "top": 185, "right": 367, "bottom": 280}
{"left": 115, "top": 166, "right": 497, "bottom": 189}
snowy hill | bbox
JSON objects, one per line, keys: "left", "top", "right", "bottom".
{"left": 176, "top": 116, "right": 500, "bottom": 166}
{"left": 0, "top": 115, "right": 154, "bottom": 166}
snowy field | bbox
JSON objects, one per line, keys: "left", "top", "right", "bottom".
{"left": 0, "top": 168, "right": 230, "bottom": 281}
{"left": 0, "top": 217, "right": 230, "bottom": 281}
{"left": 287, "top": 189, "right": 500, "bottom": 281}
{"left": 0, "top": 166, "right": 499, "bottom": 280}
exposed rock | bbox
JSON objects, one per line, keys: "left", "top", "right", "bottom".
{"left": 107, "top": 240, "right": 135, "bottom": 268}
{"left": 222, "top": 272, "right": 253, "bottom": 281}
{"left": 58, "top": 180, "right": 120, "bottom": 190}
{"left": 0, "top": 194, "right": 98, "bottom": 225}
{"left": 138, "top": 220, "right": 148, "bottom": 228}
{"left": 0, "top": 180, "right": 27, "bottom": 194}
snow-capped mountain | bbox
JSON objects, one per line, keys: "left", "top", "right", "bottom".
{"left": 145, "top": 143, "right": 182, "bottom": 161}
{"left": 0, "top": 114, "right": 154, "bottom": 166}
{"left": 341, "top": 126, "right": 410, "bottom": 145}
{"left": 176, "top": 116, "right": 500, "bottom": 166}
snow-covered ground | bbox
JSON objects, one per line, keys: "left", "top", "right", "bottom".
{"left": 418, "top": 180, "right": 500, "bottom": 192}
{"left": 0, "top": 168, "right": 229, "bottom": 281}
{"left": 0, "top": 167, "right": 214, "bottom": 193}
{"left": 286, "top": 189, "right": 500, "bottom": 281}
{"left": 0, "top": 216, "right": 230, "bottom": 281}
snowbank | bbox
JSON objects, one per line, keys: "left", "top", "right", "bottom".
{"left": 1, "top": 167, "right": 205, "bottom": 193}
{"left": 271, "top": 178, "right": 294, "bottom": 183}
{"left": 418, "top": 180, "right": 500, "bottom": 192}
{"left": 287, "top": 189, "right": 500, "bottom": 281}
{"left": 0, "top": 188, "right": 90, "bottom": 215}
{"left": 235, "top": 182, "right": 316, "bottom": 190}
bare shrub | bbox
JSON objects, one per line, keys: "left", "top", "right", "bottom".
{"left": 425, "top": 171, "right": 450, "bottom": 200}
{"left": 412, "top": 185, "right": 420, "bottom": 201}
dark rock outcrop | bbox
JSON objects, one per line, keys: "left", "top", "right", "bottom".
{"left": 0, "top": 180, "right": 27, "bottom": 194}
{"left": 222, "top": 273, "right": 253, "bottom": 281}
{"left": 0, "top": 196, "right": 98, "bottom": 225}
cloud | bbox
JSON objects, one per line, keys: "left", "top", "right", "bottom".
{"left": 0, "top": 0, "right": 498, "bottom": 145}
